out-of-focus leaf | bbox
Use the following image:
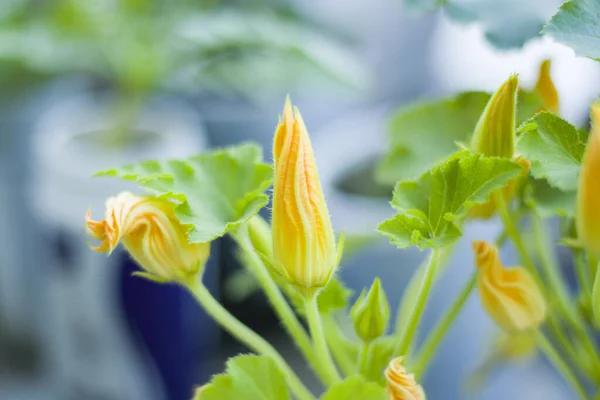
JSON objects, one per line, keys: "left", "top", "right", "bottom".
{"left": 543, "top": 0, "right": 600, "bottom": 60}
{"left": 97, "top": 144, "right": 273, "bottom": 243}
{"left": 377, "top": 90, "right": 543, "bottom": 185}
{"left": 517, "top": 112, "right": 586, "bottom": 191}
{"left": 378, "top": 151, "right": 524, "bottom": 250}
{"left": 196, "top": 355, "right": 290, "bottom": 400}
{"left": 403, "top": 0, "right": 563, "bottom": 48}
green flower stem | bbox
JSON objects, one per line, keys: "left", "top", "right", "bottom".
{"left": 304, "top": 295, "right": 342, "bottom": 384}
{"left": 322, "top": 314, "right": 355, "bottom": 376}
{"left": 184, "top": 280, "right": 315, "bottom": 400}
{"left": 412, "top": 270, "right": 478, "bottom": 379}
{"left": 575, "top": 251, "right": 593, "bottom": 301}
{"left": 536, "top": 331, "right": 588, "bottom": 400}
{"left": 356, "top": 342, "right": 371, "bottom": 375}
{"left": 530, "top": 213, "right": 600, "bottom": 369}
{"left": 493, "top": 192, "right": 542, "bottom": 285}
{"left": 234, "top": 231, "right": 326, "bottom": 384}
{"left": 394, "top": 249, "right": 440, "bottom": 358}
{"left": 394, "top": 244, "right": 455, "bottom": 335}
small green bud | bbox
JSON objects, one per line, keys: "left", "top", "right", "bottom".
{"left": 471, "top": 74, "right": 519, "bottom": 158}
{"left": 351, "top": 278, "right": 390, "bottom": 342}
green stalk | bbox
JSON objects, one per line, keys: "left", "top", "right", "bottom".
{"left": 322, "top": 314, "right": 356, "bottom": 376}
{"left": 394, "top": 249, "right": 440, "bottom": 357}
{"left": 304, "top": 295, "right": 342, "bottom": 384}
{"left": 184, "top": 281, "right": 315, "bottom": 400}
{"left": 529, "top": 213, "right": 600, "bottom": 369}
{"left": 356, "top": 342, "right": 372, "bottom": 375}
{"left": 412, "top": 270, "right": 478, "bottom": 378}
{"left": 234, "top": 230, "right": 326, "bottom": 384}
{"left": 536, "top": 332, "right": 588, "bottom": 400}
{"left": 493, "top": 192, "right": 542, "bottom": 285}
{"left": 575, "top": 251, "right": 593, "bottom": 302}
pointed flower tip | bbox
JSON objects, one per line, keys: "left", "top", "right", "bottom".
{"left": 591, "top": 102, "right": 600, "bottom": 126}
{"left": 535, "top": 59, "right": 560, "bottom": 114}
{"left": 471, "top": 74, "right": 517, "bottom": 158}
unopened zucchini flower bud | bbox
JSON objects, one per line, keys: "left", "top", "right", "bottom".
{"left": 473, "top": 241, "right": 546, "bottom": 332}
{"left": 577, "top": 103, "right": 600, "bottom": 256}
{"left": 272, "top": 97, "right": 337, "bottom": 294}
{"left": 472, "top": 74, "right": 518, "bottom": 158}
{"left": 535, "top": 59, "right": 559, "bottom": 114}
{"left": 469, "top": 75, "right": 530, "bottom": 219}
{"left": 85, "top": 192, "right": 210, "bottom": 283}
{"left": 385, "top": 357, "right": 426, "bottom": 400}
{"left": 351, "top": 278, "right": 390, "bottom": 342}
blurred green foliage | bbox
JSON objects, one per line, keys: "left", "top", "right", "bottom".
{"left": 0, "top": 0, "right": 368, "bottom": 98}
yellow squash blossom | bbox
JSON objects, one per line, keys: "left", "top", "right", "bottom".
{"left": 469, "top": 75, "right": 530, "bottom": 218}
{"left": 385, "top": 357, "right": 426, "bottom": 400}
{"left": 85, "top": 191, "right": 210, "bottom": 282}
{"left": 271, "top": 98, "right": 337, "bottom": 293}
{"left": 473, "top": 241, "right": 546, "bottom": 332}
{"left": 535, "top": 59, "right": 559, "bottom": 114}
{"left": 577, "top": 103, "right": 600, "bottom": 255}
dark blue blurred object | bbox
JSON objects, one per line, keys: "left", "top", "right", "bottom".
{"left": 119, "top": 242, "right": 220, "bottom": 400}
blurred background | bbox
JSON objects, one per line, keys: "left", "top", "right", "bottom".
{"left": 0, "top": 0, "right": 599, "bottom": 399}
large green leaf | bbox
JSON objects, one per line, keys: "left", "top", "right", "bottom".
{"left": 378, "top": 152, "right": 524, "bottom": 250}
{"left": 97, "top": 144, "right": 273, "bottom": 243}
{"left": 197, "top": 355, "right": 290, "bottom": 400}
{"left": 517, "top": 112, "right": 586, "bottom": 192}
{"left": 320, "top": 375, "right": 386, "bottom": 400}
{"left": 543, "top": 0, "right": 600, "bottom": 60}
{"left": 377, "top": 90, "right": 543, "bottom": 185}
{"left": 404, "top": 0, "right": 563, "bottom": 48}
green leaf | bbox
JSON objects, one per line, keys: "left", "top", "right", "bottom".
{"left": 378, "top": 152, "right": 524, "bottom": 250}
{"left": 320, "top": 375, "right": 386, "bottom": 400}
{"left": 517, "top": 112, "right": 586, "bottom": 191}
{"left": 377, "top": 90, "right": 542, "bottom": 185}
{"left": 198, "top": 354, "right": 291, "bottom": 400}
{"left": 96, "top": 144, "right": 273, "bottom": 243}
{"left": 525, "top": 178, "right": 576, "bottom": 218}
{"left": 543, "top": 0, "right": 600, "bottom": 60}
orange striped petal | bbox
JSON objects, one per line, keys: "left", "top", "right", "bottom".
{"left": 385, "top": 358, "right": 426, "bottom": 400}
{"left": 85, "top": 192, "right": 210, "bottom": 282}
{"left": 272, "top": 97, "right": 337, "bottom": 293}
{"left": 473, "top": 241, "right": 546, "bottom": 332}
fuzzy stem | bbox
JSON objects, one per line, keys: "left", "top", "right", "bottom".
{"left": 184, "top": 281, "right": 315, "bottom": 400}
{"left": 304, "top": 294, "right": 342, "bottom": 384}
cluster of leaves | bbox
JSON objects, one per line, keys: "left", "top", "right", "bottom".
{"left": 196, "top": 355, "right": 385, "bottom": 399}
{"left": 0, "top": 0, "right": 367, "bottom": 97}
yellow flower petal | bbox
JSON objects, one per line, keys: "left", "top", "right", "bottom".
{"left": 385, "top": 357, "right": 426, "bottom": 400}
{"left": 473, "top": 241, "right": 546, "bottom": 332}
{"left": 535, "top": 59, "right": 560, "bottom": 115}
{"left": 272, "top": 98, "right": 337, "bottom": 293}
{"left": 577, "top": 103, "right": 600, "bottom": 255}
{"left": 85, "top": 192, "right": 210, "bottom": 282}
